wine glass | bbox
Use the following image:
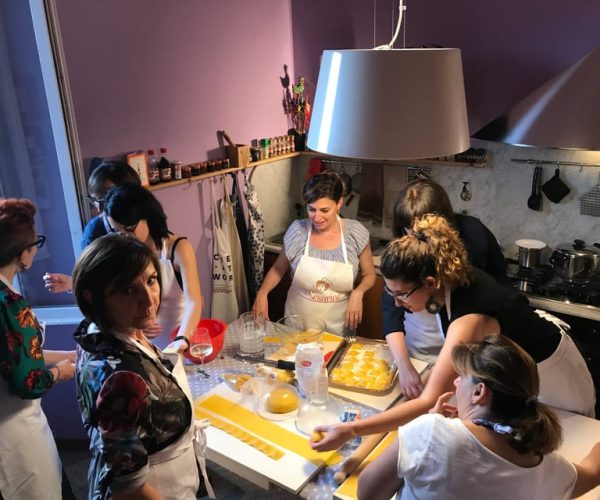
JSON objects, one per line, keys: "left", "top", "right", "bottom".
{"left": 189, "top": 326, "right": 213, "bottom": 365}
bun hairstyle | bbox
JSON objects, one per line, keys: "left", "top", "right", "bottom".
{"left": 0, "top": 198, "right": 36, "bottom": 267}
{"left": 302, "top": 171, "right": 345, "bottom": 204}
{"left": 452, "top": 335, "right": 563, "bottom": 456}
{"left": 72, "top": 233, "right": 161, "bottom": 332}
{"left": 380, "top": 214, "right": 470, "bottom": 289}
{"left": 392, "top": 179, "right": 456, "bottom": 237}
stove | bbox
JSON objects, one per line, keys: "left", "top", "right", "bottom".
{"left": 508, "top": 261, "right": 600, "bottom": 321}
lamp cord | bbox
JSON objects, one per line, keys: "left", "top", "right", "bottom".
{"left": 374, "top": 0, "right": 406, "bottom": 50}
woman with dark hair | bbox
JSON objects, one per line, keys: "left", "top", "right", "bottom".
{"left": 384, "top": 179, "right": 507, "bottom": 399}
{"left": 251, "top": 171, "right": 376, "bottom": 335}
{"left": 103, "top": 184, "right": 203, "bottom": 350}
{"left": 358, "top": 336, "right": 600, "bottom": 500}
{"left": 312, "top": 215, "right": 594, "bottom": 452}
{"left": 43, "top": 160, "right": 140, "bottom": 293}
{"left": 73, "top": 234, "right": 210, "bottom": 500}
{"left": 0, "top": 198, "right": 75, "bottom": 499}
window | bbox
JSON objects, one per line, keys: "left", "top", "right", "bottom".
{"left": 0, "top": 0, "right": 83, "bottom": 320}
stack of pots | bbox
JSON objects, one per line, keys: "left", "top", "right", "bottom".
{"left": 549, "top": 240, "right": 600, "bottom": 283}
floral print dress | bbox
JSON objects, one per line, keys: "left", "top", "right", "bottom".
{"left": 0, "top": 278, "right": 62, "bottom": 499}
{"left": 74, "top": 321, "right": 197, "bottom": 499}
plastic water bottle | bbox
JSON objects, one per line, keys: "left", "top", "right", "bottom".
{"left": 147, "top": 149, "right": 160, "bottom": 185}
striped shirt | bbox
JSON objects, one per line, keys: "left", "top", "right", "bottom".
{"left": 283, "top": 218, "right": 369, "bottom": 278}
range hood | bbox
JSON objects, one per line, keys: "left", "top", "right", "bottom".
{"left": 473, "top": 44, "right": 600, "bottom": 151}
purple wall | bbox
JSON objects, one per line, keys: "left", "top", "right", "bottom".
{"left": 291, "top": 0, "right": 600, "bottom": 131}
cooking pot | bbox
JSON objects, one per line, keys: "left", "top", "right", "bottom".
{"left": 515, "top": 239, "right": 546, "bottom": 268}
{"left": 549, "top": 239, "right": 600, "bottom": 282}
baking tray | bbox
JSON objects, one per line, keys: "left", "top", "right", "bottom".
{"left": 326, "top": 338, "right": 397, "bottom": 395}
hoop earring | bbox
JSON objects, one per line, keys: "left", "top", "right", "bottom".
{"left": 425, "top": 296, "right": 442, "bottom": 314}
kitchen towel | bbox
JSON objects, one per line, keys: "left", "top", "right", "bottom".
{"left": 357, "top": 163, "right": 384, "bottom": 224}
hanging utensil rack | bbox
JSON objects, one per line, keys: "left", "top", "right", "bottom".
{"left": 511, "top": 158, "right": 600, "bottom": 169}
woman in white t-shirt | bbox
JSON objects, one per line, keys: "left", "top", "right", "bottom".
{"left": 358, "top": 336, "right": 600, "bottom": 500}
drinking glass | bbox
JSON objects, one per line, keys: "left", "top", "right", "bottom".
{"left": 239, "top": 312, "right": 266, "bottom": 355}
{"left": 188, "top": 326, "right": 213, "bottom": 364}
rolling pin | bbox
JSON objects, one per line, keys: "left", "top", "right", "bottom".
{"left": 333, "top": 432, "right": 388, "bottom": 485}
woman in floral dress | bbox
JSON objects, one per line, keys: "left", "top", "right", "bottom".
{"left": 0, "top": 198, "right": 75, "bottom": 500}
{"left": 72, "top": 234, "right": 211, "bottom": 500}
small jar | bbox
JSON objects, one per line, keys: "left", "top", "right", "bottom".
{"left": 207, "top": 161, "right": 216, "bottom": 173}
{"left": 200, "top": 161, "right": 208, "bottom": 174}
{"left": 173, "top": 161, "right": 183, "bottom": 180}
{"left": 182, "top": 164, "right": 192, "bottom": 178}
{"left": 191, "top": 163, "right": 201, "bottom": 176}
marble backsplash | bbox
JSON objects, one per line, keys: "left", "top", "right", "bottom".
{"left": 426, "top": 142, "right": 600, "bottom": 260}
{"left": 254, "top": 147, "right": 600, "bottom": 265}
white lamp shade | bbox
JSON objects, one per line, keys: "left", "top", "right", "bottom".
{"left": 307, "top": 49, "right": 470, "bottom": 161}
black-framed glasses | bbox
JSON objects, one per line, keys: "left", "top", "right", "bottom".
{"left": 27, "top": 234, "right": 46, "bottom": 249}
{"left": 85, "top": 195, "right": 105, "bottom": 210}
{"left": 105, "top": 215, "right": 140, "bottom": 235}
{"left": 384, "top": 282, "right": 421, "bottom": 302}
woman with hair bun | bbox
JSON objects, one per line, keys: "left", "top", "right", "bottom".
{"left": 252, "top": 171, "right": 376, "bottom": 336}
{"left": 358, "top": 336, "right": 600, "bottom": 500}
{"left": 311, "top": 214, "right": 594, "bottom": 451}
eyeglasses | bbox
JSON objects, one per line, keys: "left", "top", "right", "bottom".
{"left": 105, "top": 215, "right": 140, "bottom": 235}
{"left": 27, "top": 234, "right": 46, "bottom": 249}
{"left": 384, "top": 282, "right": 421, "bottom": 302}
{"left": 85, "top": 195, "right": 105, "bottom": 209}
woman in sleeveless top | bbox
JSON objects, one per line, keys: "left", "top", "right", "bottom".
{"left": 251, "top": 171, "right": 376, "bottom": 336}
{"left": 104, "top": 184, "right": 203, "bottom": 351}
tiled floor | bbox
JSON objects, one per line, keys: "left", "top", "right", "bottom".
{"left": 58, "top": 442, "right": 289, "bottom": 499}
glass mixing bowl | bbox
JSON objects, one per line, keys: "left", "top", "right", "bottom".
{"left": 274, "top": 315, "right": 327, "bottom": 355}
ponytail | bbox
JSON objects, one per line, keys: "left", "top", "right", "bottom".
{"left": 381, "top": 214, "right": 470, "bottom": 288}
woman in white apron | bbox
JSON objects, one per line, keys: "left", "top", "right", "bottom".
{"left": 312, "top": 215, "right": 595, "bottom": 453}
{"left": 103, "top": 184, "right": 203, "bottom": 351}
{"left": 382, "top": 179, "right": 507, "bottom": 399}
{"left": 252, "top": 171, "right": 376, "bottom": 336}
{"left": 0, "top": 198, "right": 76, "bottom": 500}
{"left": 72, "top": 234, "right": 213, "bottom": 500}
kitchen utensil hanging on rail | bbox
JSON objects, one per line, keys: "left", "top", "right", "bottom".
{"left": 542, "top": 164, "right": 570, "bottom": 203}
{"left": 579, "top": 173, "right": 600, "bottom": 217}
{"left": 527, "top": 165, "right": 543, "bottom": 211}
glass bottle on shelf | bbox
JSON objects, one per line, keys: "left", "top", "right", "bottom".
{"left": 158, "top": 147, "right": 172, "bottom": 182}
{"left": 147, "top": 149, "right": 160, "bottom": 185}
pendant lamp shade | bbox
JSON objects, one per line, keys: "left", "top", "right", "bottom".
{"left": 307, "top": 49, "right": 470, "bottom": 161}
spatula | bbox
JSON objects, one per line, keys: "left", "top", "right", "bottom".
{"left": 527, "top": 166, "right": 542, "bottom": 211}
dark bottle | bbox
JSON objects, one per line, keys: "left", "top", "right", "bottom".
{"left": 158, "top": 147, "right": 172, "bottom": 182}
{"left": 147, "top": 149, "right": 160, "bottom": 185}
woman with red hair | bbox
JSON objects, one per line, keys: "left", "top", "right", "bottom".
{"left": 0, "top": 198, "right": 75, "bottom": 499}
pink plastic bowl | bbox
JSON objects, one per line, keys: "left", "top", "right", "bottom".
{"left": 170, "top": 318, "right": 227, "bottom": 364}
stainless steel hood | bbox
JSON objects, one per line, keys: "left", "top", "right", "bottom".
{"left": 472, "top": 44, "right": 600, "bottom": 150}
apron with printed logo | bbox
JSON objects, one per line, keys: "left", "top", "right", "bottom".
{"left": 284, "top": 217, "right": 354, "bottom": 335}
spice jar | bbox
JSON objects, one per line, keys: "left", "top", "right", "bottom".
{"left": 182, "top": 164, "right": 192, "bottom": 178}
{"left": 191, "top": 163, "right": 201, "bottom": 176}
{"left": 173, "top": 161, "right": 183, "bottom": 180}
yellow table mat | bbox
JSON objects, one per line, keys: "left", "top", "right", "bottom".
{"left": 335, "top": 431, "right": 398, "bottom": 499}
{"left": 196, "top": 394, "right": 342, "bottom": 466}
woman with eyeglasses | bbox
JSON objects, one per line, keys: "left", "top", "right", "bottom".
{"left": 0, "top": 198, "right": 76, "bottom": 499}
{"left": 311, "top": 214, "right": 594, "bottom": 452}
{"left": 384, "top": 179, "right": 507, "bottom": 399}
{"left": 43, "top": 160, "right": 140, "bottom": 294}
{"left": 358, "top": 336, "right": 600, "bottom": 500}
{"left": 251, "top": 171, "right": 376, "bottom": 336}
{"left": 103, "top": 183, "right": 203, "bottom": 351}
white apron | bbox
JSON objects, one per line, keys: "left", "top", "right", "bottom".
{"left": 116, "top": 338, "right": 215, "bottom": 499}
{"left": 0, "top": 276, "right": 61, "bottom": 499}
{"left": 209, "top": 181, "right": 239, "bottom": 323}
{"left": 154, "top": 242, "right": 185, "bottom": 350}
{"left": 404, "top": 310, "right": 444, "bottom": 365}
{"left": 285, "top": 217, "right": 354, "bottom": 335}
{"left": 534, "top": 310, "right": 596, "bottom": 417}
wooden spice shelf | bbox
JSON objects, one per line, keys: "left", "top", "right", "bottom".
{"left": 148, "top": 150, "right": 486, "bottom": 192}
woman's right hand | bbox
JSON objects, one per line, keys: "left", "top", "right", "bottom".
{"left": 53, "top": 358, "right": 76, "bottom": 383}
{"left": 398, "top": 361, "right": 424, "bottom": 400}
{"left": 251, "top": 292, "right": 269, "bottom": 321}
{"left": 43, "top": 273, "right": 73, "bottom": 294}
{"left": 309, "top": 423, "right": 353, "bottom": 452}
